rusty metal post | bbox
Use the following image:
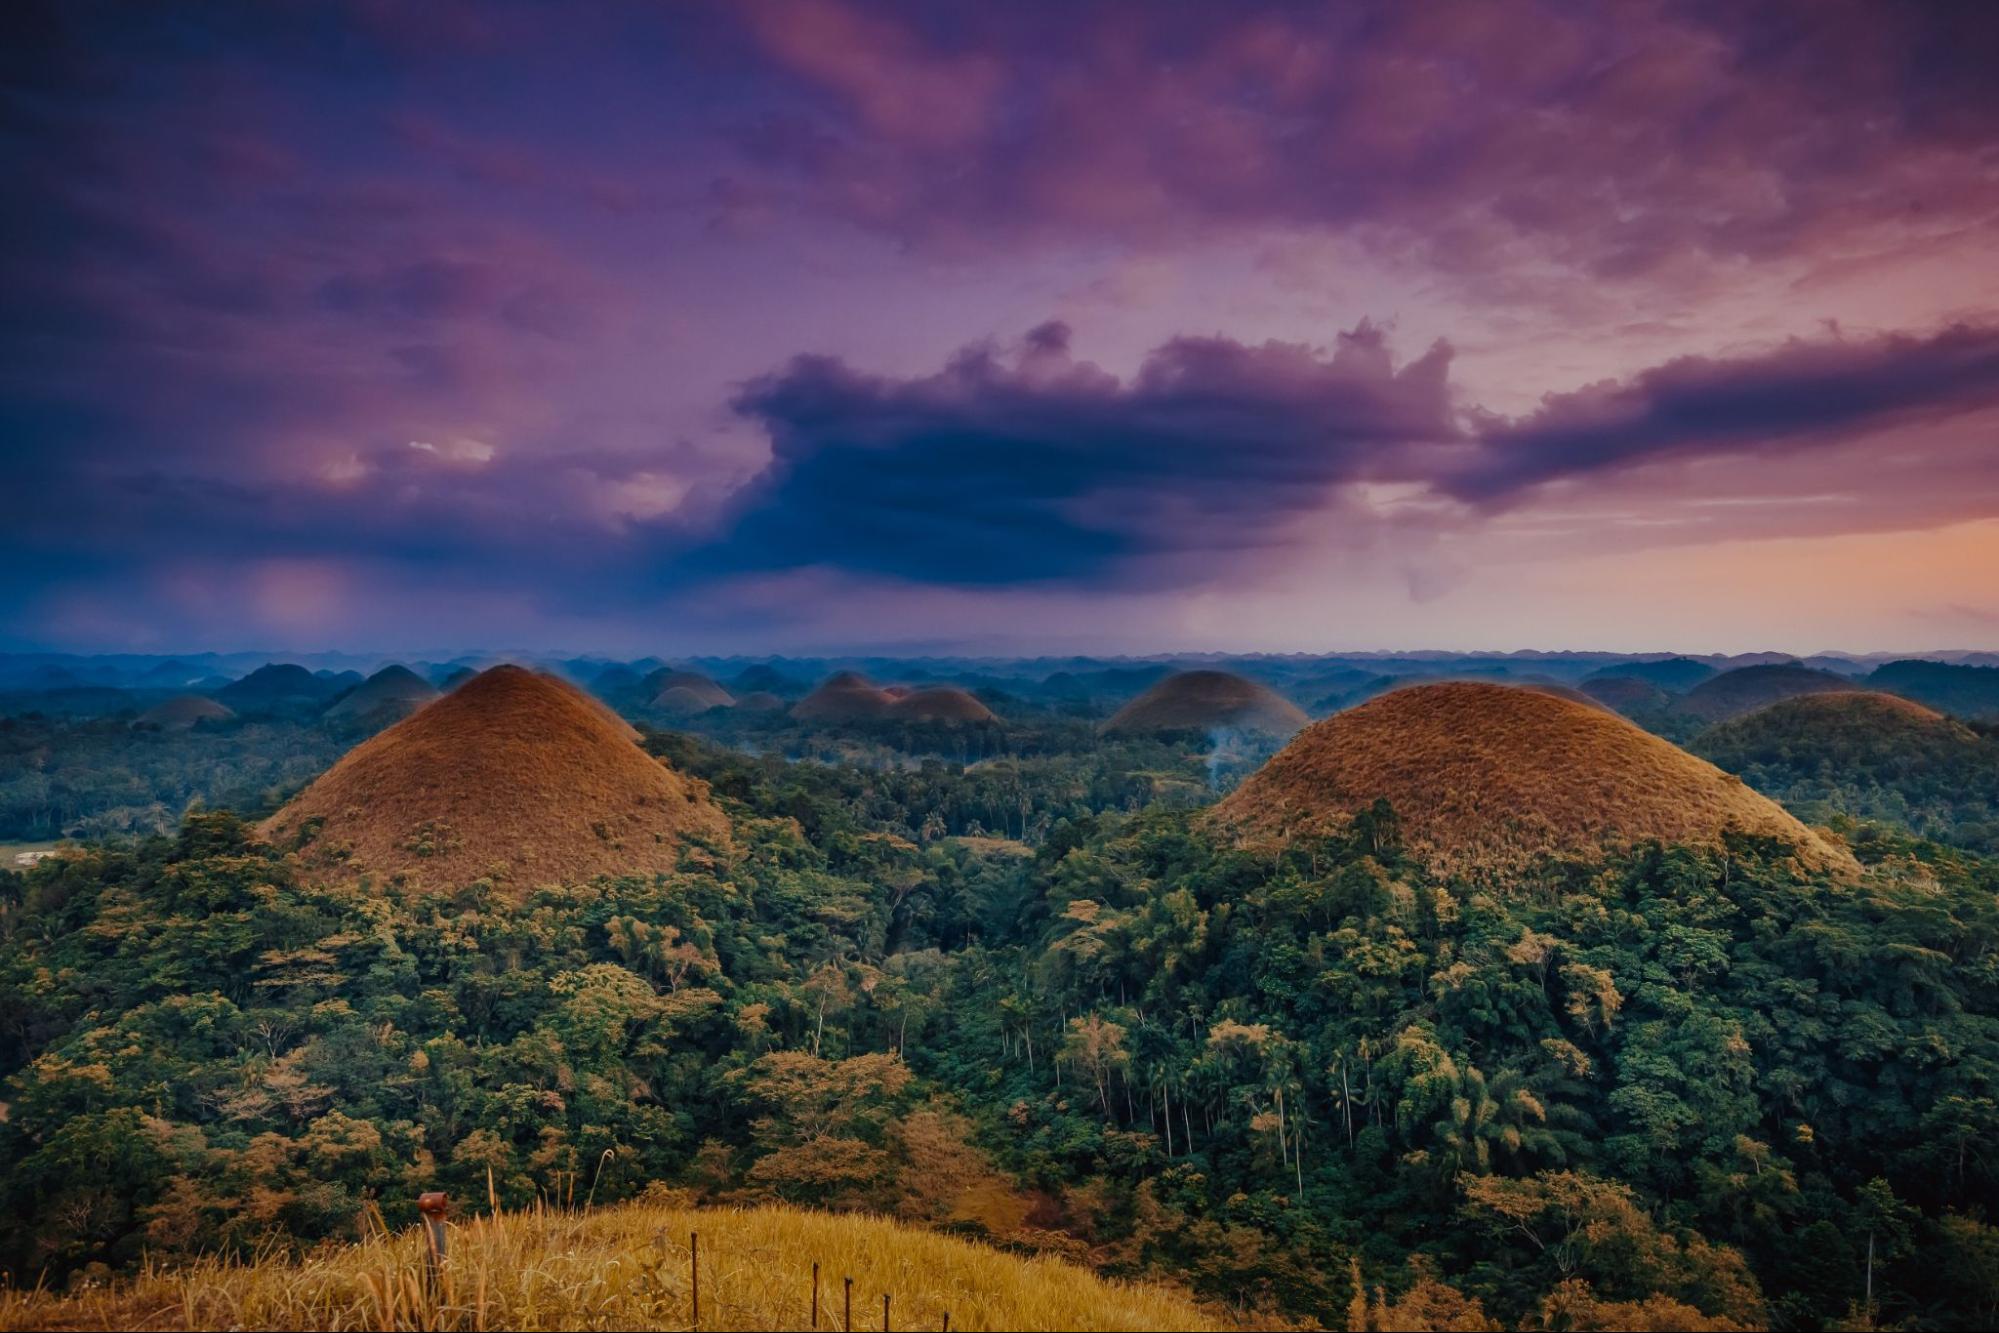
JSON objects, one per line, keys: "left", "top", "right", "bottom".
{"left": 417, "top": 1192, "right": 449, "bottom": 1311}
{"left": 844, "top": 1276, "right": 853, "bottom": 1331}
{"left": 811, "top": 1261, "right": 820, "bottom": 1328}
{"left": 690, "top": 1231, "right": 700, "bottom": 1329}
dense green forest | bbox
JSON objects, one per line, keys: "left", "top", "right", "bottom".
{"left": 5, "top": 726, "right": 1998, "bottom": 1329}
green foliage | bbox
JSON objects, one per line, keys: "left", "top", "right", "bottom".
{"left": 2, "top": 759, "right": 1999, "bottom": 1329}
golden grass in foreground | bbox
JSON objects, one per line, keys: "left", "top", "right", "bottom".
{"left": 0, "top": 1202, "right": 1226, "bottom": 1332}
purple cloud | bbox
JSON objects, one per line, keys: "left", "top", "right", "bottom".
{"left": 715, "top": 321, "right": 1456, "bottom": 585}
{"left": 1454, "top": 323, "right": 1999, "bottom": 501}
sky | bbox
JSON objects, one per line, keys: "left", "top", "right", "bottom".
{"left": 3, "top": 0, "right": 1997, "bottom": 657}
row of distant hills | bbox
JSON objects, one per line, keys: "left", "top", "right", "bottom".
{"left": 4, "top": 648, "right": 1997, "bottom": 727}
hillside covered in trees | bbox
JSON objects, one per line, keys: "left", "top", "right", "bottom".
{"left": 4, "top": 707, "right": 1998, "bottom": 1328}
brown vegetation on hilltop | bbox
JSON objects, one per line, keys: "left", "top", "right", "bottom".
{"left": 1101, "top": 670, "right": 1307, "bottom": 737}
{"left": 890, "top": 686, "right": 999, "bottom": 723}
{"left": 260, "top": 665, "right": 728, "bottom": 893}
{"left": 1211, "top": 681, "right": 1852, "bottom": 876}
{"left": 793, "top": 671, "right": 896, "bottom": 721}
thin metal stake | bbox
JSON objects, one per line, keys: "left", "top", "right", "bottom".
{"left": 844, "top": 1276, "right": 853, "bottom": 1331}
{"left": 417, "top": 1192, "right": 449, "bottom": 1309}
{"left": 691, "top": 1231, "right": 700, "bottom": 1329}
{"left": 883, "top": 1292, "right": 891, "bottom": 1331}
{"left": 812, "top": 1261, "right": 820, "bottom": 1328}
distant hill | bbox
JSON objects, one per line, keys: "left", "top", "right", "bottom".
{"left": 261, "top": 665, "right": 728, "bottom": 892}
{"left": 1580, "top": 675, "right": 1672, "bottom": 715}
{"left": 1693, "top": 691, "right": 1999, "bottom": 852}
{"left": 728, "top": 663, "right": 805, "bottom": 697}
{"left": 1583, "top": 656, "right": 1717, "bottom": 691}
{"left": 648, "top": 670, "right": 735, "bottom": 714}
{"left": 1675, "top": 662, "right": 1857, "bottom": 723}
{"left": 1867, "top": 658, "right": 1999, "bottom": 720}
{"left": 322, "top": 664, "right": 439, "bottom": 722}
{"left": 793, "top": 671, "right": 896, "bottom": 722}
{"left": 889, "top": 686, "right": 999, "bottom": 723}
{"left": 1212, "top": 681, "right": 1851, "bottom": 877}
{"left": 1101, "top": 671, "right": 1307, "bottom": 737}
{"left": 214, "top": 663, "right": 339, "bottom": 714}
{"left": 133, "top": 695, "right": 235, "bottom": 730}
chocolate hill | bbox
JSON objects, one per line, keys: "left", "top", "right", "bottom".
{"left": 261, "top": 665, "right": 728, "bottom": 891}
{"left": 134, "top": 695, "right": 235, "bottom": 730}
{"left": 323, "top": 664, "right": 440, "bottom": 721}
{"left": 1211, "top": 682, "right": 1851, "bottom": 876}
{"left": 646, "top": 670, "right": 734, "bottom": 713}
{"left": 1101, "top": 670, "right": 1308, "bottom": 737}
{"left": 889, "top": 686, "right": 999, "bottom": 723}
{"left": 215, "top": 663, "right": 337, "bottom": 714}
{"left": 792, "top": 671, "right": 895, "bottom": 721}
{"left": 1676, "top": 662, "right": 1858, "bottom": 723}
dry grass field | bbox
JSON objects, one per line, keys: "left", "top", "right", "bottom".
{"left": 0, "top": 1201, "right": 1225, "bottom": 1332}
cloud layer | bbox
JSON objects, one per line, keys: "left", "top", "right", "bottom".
{"left": 2, "top": 1, "right": 1996, "bottom": 650}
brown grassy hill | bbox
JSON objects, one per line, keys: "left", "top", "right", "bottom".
{"left": 891, "top": 686, "right": 999, "bottom": 723}
{"left": 261, "top": 665, "right": 728, "bottom": 892}
{"left": 323, "top": 664, "right": 440, "bottom": 721}
{"left": 1677, "top": 662, "right": 1858, "bottom": 723}
{"left": 1581, "top": 675, "right": 1672, "bottom": 714}
{"left": 1101, "top": 670, "right": 1308, "bottom": 737}
{"left": 648, "top": 670, "right": 735, "bottom": 712}
{"left": 1211, "top": 681, "right": 1852, "bottom": 877}
{"left": 134, "top": 695, "right": 235, "bottom": 729}
{"left": 793, "top": 671, "right": 895, "bottom": 721}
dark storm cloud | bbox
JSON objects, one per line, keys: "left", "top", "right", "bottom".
{"left": 1454, "top": 324, "right": 1999, "bottom": 502}
{"left": 715, "top": 322, "right": 1456, "bottom": 584}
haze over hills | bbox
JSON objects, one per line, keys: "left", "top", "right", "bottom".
{"left": 1213, "top": 681, "right": 1852, "bottom": 876}
{"left": 1674, "top": 662, "right": 1860, "bottom": 723}
{"left": 260, "top": 665, "right": 727, "bottom": 892}
{"left": 1102, "top": 670, "right": 1308, "bottom": 736}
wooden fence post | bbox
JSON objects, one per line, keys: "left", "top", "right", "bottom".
{"left": 883, "top": 1292, "right": 891, "bottom": 1331}
{"left": 844, "top": 1276, "right": 853, "bottom": 1331}
{"left": 690, "top": 1231, "right": 700, "bottom": 1329}
{"left": 811, "top": 1261, "right": 820, "bottom": 1328}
